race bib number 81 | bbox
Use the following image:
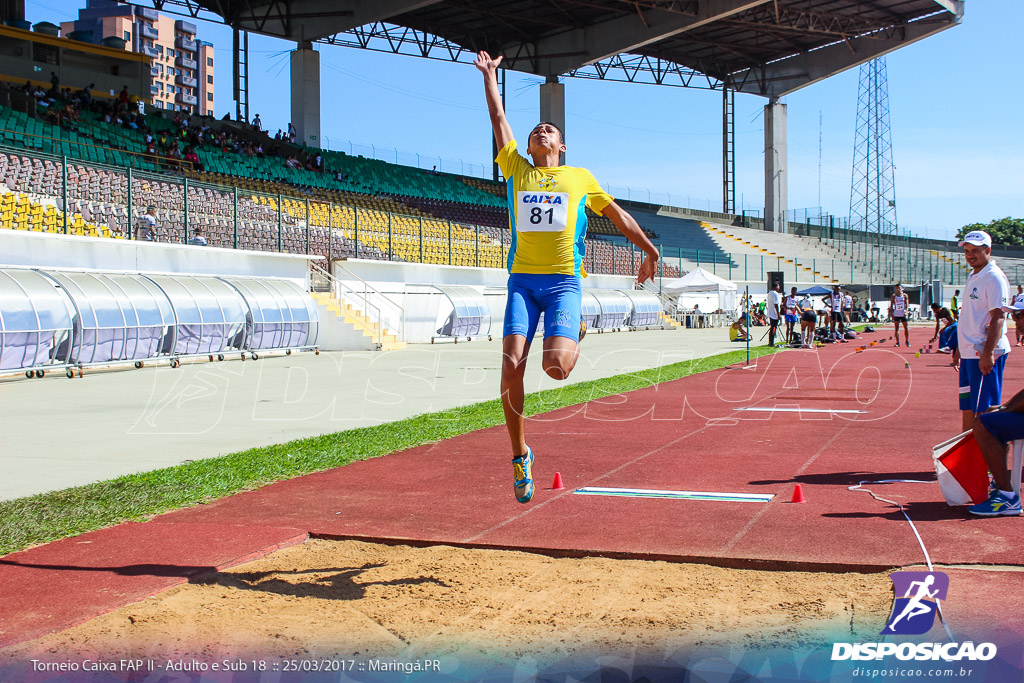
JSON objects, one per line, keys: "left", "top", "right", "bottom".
{"left": 515, "top": 191, "right": 570, "bottom": 232}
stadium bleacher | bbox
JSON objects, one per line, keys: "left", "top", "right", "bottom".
{"left": 2, "top": 97, "right": 1001, "bottom": 288}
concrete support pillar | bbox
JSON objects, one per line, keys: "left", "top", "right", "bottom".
{"left": 764, "top": 98, "right": 787, "bottom": 233}
{"left": 290, "top": 43, "right": 320, "bottom": 148}
{"left": 539, "top": 76, "right": 565, "bottom": 164}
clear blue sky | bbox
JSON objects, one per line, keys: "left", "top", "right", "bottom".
{"left": 27, "top": 1, "right": 1022, "bottom": 242}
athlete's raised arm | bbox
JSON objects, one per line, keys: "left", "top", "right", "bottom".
{"left": 475, "top": 51, "right": 514, "bottom": 151}
{"left": 602, "top": 201, "right": 660, "bottom": 284}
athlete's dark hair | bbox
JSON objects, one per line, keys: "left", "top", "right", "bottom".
{"left": 532, "top": 121, "right": 564, "bottom": 145}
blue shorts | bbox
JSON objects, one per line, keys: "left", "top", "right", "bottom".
{"left": 959, "top": 355, "right": 1007, "bottom": 412}
{"left": 784, "top": 314, "right": 798, "bottom": 324}
{"left": 504, "top": 273, "right": 582, "bottom": 342}
{"left": 978, "top": 410, "right": 1024, "bottom": 445}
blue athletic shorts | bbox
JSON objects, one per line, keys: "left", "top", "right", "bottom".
{"left": 504, "top": 273, "right": 582, "bottom": 342}
{"left": 784, "top": 313, "right": 798, "bottom": 324}
{"left": 978, "top": 410, "right": 1024, "bottom": 445}
{"left": 959, "top": 355, "right": 1007, "bottom": 412}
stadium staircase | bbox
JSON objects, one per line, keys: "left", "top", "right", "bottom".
{"left": 309, "top": 290, "right": 405, "bottom": 351}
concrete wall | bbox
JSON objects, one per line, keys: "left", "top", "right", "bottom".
{"left": 0, "top": 229, "right": 315, "bottom": 284}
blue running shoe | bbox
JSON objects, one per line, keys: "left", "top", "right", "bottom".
{"left": 512, "top": 447, "right": 535, "bottom": 504}
{"left": 968, "top": 489, "right": 1022, "bottom": 517}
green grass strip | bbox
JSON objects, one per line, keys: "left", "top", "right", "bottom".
{"left": 0, "top": 345, "right": 779, "bottom": 556}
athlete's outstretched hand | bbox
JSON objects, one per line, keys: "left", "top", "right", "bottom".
{"left": 475, "top": 51, "right": 503, "bottom": 75}
{"left": 637, "top": 253, "right": 658, "bottom": 284}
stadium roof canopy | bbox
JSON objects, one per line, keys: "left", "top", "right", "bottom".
{"left": 180, "top": 0, "right": 962, "bottom": 97}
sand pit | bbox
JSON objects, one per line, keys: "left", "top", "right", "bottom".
{"left": 3, "top": 539, "right": 894, "bottom": 673}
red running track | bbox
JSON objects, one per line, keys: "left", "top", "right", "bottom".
{"left": 1, "top": 328, "right": 1022, "bottom": 648}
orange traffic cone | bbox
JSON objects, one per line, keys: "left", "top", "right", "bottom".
{"left": 552, "top": 472, "right": 565, "bottom": 490}
{"left": 791, "top": 484, "right": 806, "bottom": 503}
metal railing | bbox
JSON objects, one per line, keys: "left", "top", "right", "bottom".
{"left": 313, "top": 261, "right": 406, "bottom": 345}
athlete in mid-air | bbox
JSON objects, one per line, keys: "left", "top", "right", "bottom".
{"left": 475, "top": 50, "right": 659, "bottom": 503}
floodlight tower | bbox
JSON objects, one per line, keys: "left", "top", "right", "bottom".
{"left": 849, "top": 57, "right": 899, "bottom": 283}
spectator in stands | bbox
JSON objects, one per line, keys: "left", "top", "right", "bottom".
{"left": 287, "top": 122, "right": 296, "bottom": 143}
{"left": 285, "top": 155, "right": 302, "bottom": 169}
{"left": 252, "top": 113, "right": 262, "bottom": 131}
{"left": 182, "top": 145, "right": 202, "bottom": 172}
{"left": 135, "top": 206, "right": 158, "bottom": 241}
{"left": 118, "top": 85, "right": 129, "bottom": 106}
{"left": 49, "top": 71, "right": 59, "bottom": 93}
{"left": 221, "top": 112, "right": 231, "bottom": 120}
{"left": 188, "top": 227, "right": 208, "bottom": 246}
{"left": 729, "top": 314, "right": 749, "bottom": 342}
{"left": 274, "top": 129, "right": 283, "bottom": 141}
{"left": 79, "top": 83, "right": 93, "bottom": 107}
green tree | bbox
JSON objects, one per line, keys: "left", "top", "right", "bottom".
{"left": 956, "top": 218, "right": 1024, "bottom": 246}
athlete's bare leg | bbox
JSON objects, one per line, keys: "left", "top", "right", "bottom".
{"left": 541, "top": 335, "right": 581, "bottom": 380}
{"left": 500, "top": 334, "right": 530, "bottom": 456}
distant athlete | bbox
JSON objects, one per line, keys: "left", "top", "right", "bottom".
{"left": 890, "top": 284, "right": 910, "bottom": 347}
{"left": 783, "top": 287, "right": 799, "bottom": 345}
{"left": 475, "top": 51, "right": 659, "bottom": 504}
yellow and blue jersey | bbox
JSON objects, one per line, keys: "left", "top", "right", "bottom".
{"left": 496, "top": 140, "right": 613, "bottom": 276}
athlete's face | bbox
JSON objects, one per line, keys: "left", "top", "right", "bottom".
{"left": 527, "top": 123, "right": 565, "bottom": 158}
{"left": 963, "top": 243, "right": 990, "bottom": 270}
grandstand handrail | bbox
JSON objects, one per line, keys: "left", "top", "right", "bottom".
{"left": 313, "top": 261, "right": 406, "bottom": 345}
{"left": 0, "top": 129, "right": 195, "bottom": 172}
{"left": 332, "top": 261, "right": 406, "bottom": 342}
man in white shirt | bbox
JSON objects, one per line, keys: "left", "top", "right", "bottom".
{"left": 955, "top": 230, "right": 1011, "bottom": 433}
{"left": 766, "top": 281, "right": 781, "bottom": 346}
{"left": 135, "top": 206, "right": 158, "bottom": 241}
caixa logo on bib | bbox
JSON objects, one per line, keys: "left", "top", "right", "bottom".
{"left": 830, "top": 571, "right": 997, "bottom": 662}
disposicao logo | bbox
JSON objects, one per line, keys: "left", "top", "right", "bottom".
{"left": 883, "top": 571, "right": 948, "bottom": 635}
{"left": 830, "top": 571, "right": 997, "bottom": 662}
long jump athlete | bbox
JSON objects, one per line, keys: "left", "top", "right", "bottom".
{"left": 475, "top": 51, "right": 660, "bottom": 503}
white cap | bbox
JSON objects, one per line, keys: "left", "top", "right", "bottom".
{"left": 959, "top": 230, "right": 992, "bottom": 248}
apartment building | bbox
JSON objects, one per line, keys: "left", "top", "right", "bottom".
{"left": 60, "top": 0, "right": 215, "bottom": 116}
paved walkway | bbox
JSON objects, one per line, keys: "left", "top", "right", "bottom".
{"left": 0, "top": 327, "right": 754, "bottom": 500}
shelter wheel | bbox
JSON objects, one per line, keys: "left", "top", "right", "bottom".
{"left": 171, "top": 359, "right": 181, "bottom": 368}
{"left": 252, "top": 353, "right": 259, "bottom": 360}
{"left": 209, "top": 354, "right": 214, "bottom": 362}
{"left": 35, "top": 370, "right": 45, "bottom": 378}
{"left": 241, "top": 353, "right": 246, "bottom": 361}
{"left": 286, "top": 349, "right": 292, "bottom": 355}
{"left": 218, "top": 354, "right": 225, "bottom": 361}
{"left": 488, "top": 335, "right": 493, "bottom": 341}
{"left": 135, "top": 361, "right": 144, "bottom": 369}
{"left": 66, "top": 368, "right": 75, "bottom": 379}
{"left": 314, "top": 349, "right": 320, "bottom": 356}
{"left": 25, "top": 370, "right": 33, "bottom": 379}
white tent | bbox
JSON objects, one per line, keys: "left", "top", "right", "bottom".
{"left": 662, "top": 267, "right": 739, "bottom": 313}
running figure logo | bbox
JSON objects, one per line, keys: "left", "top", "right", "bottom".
{"left": 882, "top": 571, "right": 949, "bottom": 635}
